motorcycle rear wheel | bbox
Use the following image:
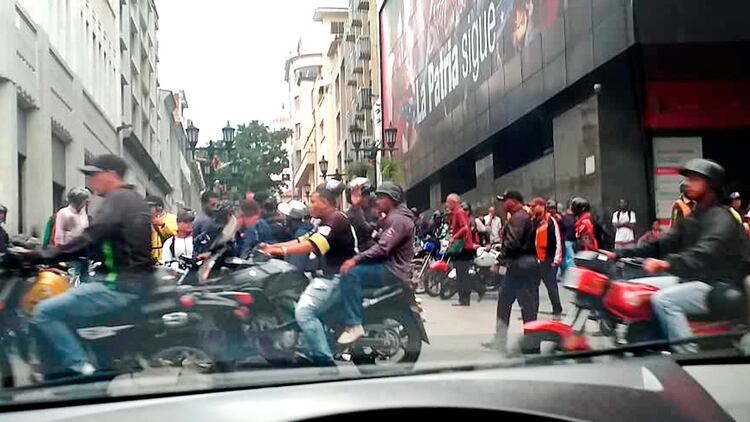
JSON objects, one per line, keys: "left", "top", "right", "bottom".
{"left": 351, "top": 309, "right": 422, "bottom": 374}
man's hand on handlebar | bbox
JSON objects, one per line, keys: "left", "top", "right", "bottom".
{"left": 643, "top": 258, "right": 670, "bottom": 274}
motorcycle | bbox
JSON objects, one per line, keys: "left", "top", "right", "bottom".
{"left": 436, "top": 245, "right": 503, "bottom": 300}
{"left": 0, "top": 248, "right": 246, "bottom": 387}
{"left": 410, "top": 235, "right": 441, "bottom": 295}
{"left": 517, "top": 250, "right": 747, "bottom": 355}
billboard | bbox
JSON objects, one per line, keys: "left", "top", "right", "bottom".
{"left": 380, "top": 0, "right": 562, "bottom": 182}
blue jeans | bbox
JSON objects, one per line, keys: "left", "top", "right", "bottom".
{"left": 294, "top": 276, "right": 341, "bottom": 365}
{"left": 32, "top": 282, "right": 138, "bottom": 373}
{"left": 561, "top": 241, "right": 576, "bottom": 275}
{"left": 643, "top": 276, "right": 711, "bottom": 354}
{"left": 341, "top": 263, "right": 401, "bottom": 326}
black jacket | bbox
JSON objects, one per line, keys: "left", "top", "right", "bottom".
{"left": 0, "top": 225, "right": 8, "bottom": 253}
{"left": 618, "top": 204, "right": 750, "bottom": 286}
{"left": 347, "top": 205, "right": 379, "bottom": 251}
{"left": 501, "top": 209, "right": 536, "bottom": 259}
{"left": 41, "top": 186, "right": 154, "bottom": 293}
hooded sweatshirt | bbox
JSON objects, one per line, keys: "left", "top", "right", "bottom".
{"left": 353, "top": 204, "right": 415, "bottom": 281}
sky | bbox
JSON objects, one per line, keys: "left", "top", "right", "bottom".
{"left": 156, "top": 0, "right": 344, "bottom": 146}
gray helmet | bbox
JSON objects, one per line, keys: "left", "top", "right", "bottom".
{"left": 679, "top": 158, "right": 725, "bottom": 190}
{"left": 67, "top": 187, "right": 91, "bottom": 205}
{"left": 347, "top": 177, "right": 373, "bottom": 194}
{"left": 375, "top": 181, "right": 404, "bottom": 204}
{"left": 277, "top": 200, "right": 308, "bottom": 220}
{"left": 316, "top": 179, "right": 346, "bottom": 204}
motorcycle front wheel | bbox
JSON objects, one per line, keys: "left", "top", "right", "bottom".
{"left": 439, "top": 276, "right": 457, "bottom": 300}
{"left": 351, "top": 309, "right": 422, "bottom": 374}
{"left": 424, "top": 270, "right": 444, "bottom": 297}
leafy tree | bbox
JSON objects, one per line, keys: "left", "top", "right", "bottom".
{"left": 218, "top": 121, "right": 290, "bottom": 196}
{"left": 380, "top": 157, "right": 403, "bottom": 183}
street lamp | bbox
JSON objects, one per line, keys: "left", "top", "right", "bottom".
{"left": 384, "top": 124, "right": 398, "bottom": 156}
{"left": 319, "top": 156, "right": 329, "bottom": 179}
{"left": 302, "top": 184, "right": 311, "bottom": 202}
{"left": 222, "top": 121, "right": 235, "bottom": 146}
{"left": 350, "top": 125, "right": 363, "bottom": 160}
{"left": 186, "top": 120, "right": 199, "bottom": 152}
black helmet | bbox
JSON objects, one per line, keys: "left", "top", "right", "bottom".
{"left": 375, "top": 181, "right": 404, "bottom": 204}
{"left": 570, "top": 197, "right": 591, "bottom": 217}
{"left": 679, "top": 158, "right": 725, "bottom": 190}
{"left": 212, "top": 200, "right": 234, "bottom": 225}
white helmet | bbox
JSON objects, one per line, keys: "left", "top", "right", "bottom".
{"left": 277, "top": 200, "right": 308, "bottom": 220}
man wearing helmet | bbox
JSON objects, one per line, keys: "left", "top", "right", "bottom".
{"left": 54, "top": 187, "right": 91, "bottom": 282}
{"left": 612, "top": 159, "right": 750, "bottom": 353}
{"left": 30, "top": 154, "right": 153, "bottom": 376}
{"left": 337, "top": 181, "right": 415, "bottom": 344}
{"left": 54, "top": 188, "right": 91, "bottom": 246}
{"left": 346, "top": 177, "right": 380, "bottom": 251}
{"left": 571, "top": 197, "right": 598, "bottom": 251}
{"left": 262, "top": 180, "right": 356, "bottom": 367}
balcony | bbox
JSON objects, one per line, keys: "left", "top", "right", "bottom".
{"left": 356, "top": 36, "right": 371, "bottom": 61}
{"left": 349, "top": 54, "right": 363, "bottom": 74}
{"left": 349, "top": 10, "right": 363, "bottom": 28}
{"left": 355, "top": 0, "right": 369, "bottom": 11}
{"left": 357, "top": 87, "right": 372, "bottom": 110}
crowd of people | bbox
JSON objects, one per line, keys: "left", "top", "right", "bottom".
{"left": 411, "top": 158, "right": 750, "bottom": 354}
{"left": 1, "top": 153, "right": 749, "bottom": 369}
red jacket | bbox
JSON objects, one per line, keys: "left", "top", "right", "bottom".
{"left": 575, "top": 212, "right": 599, "bottom": 251}
{"left": 450, "top": 208, "right": 474, "bottom": 250}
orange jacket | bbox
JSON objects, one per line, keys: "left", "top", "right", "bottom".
{"left": 535, "top": 213, "right": 563, "bottom": 265}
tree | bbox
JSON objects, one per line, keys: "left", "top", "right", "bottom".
{"left": 218, "top": 121, "right": 290, "bottom": 197}
{"left": 380, "top": 157, "right": 403, "bottom": 183}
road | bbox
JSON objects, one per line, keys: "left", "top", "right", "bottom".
{"left": 417, "top": 283, "right": 576, "bottom": 368}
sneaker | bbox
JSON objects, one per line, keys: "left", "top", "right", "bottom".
{"left": 337, "top": 325, "right": 365, "bottom": 344}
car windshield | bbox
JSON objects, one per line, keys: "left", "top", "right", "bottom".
{"left": 1, "top": 0, "right": 750, "bottom": 410}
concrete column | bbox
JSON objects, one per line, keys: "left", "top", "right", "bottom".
{"left": 0, "top": 81, "right": 20, "bottom": 235}
{"left": 23, "top": 36, "right": 54, "bottom": 235}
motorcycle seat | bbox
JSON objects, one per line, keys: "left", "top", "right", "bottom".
{"left": 362, "top": 284, "right": 403, "bottom": 299}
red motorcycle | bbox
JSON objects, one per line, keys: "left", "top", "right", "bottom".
{"left": 518, "top": 251, "right": 747, "bottom": 354}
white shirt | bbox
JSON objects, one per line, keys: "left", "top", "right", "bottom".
{"left": 54, "top": 205, "right": 89, "bottom": 246}
{"left": 162, "top": 235, "right": 194, "bottom": 268}
{"left": 484, "top": 214, "right": 503, "bottom": 244}
{"left": 612, "top": 210, "right": 636, "bottom": 243}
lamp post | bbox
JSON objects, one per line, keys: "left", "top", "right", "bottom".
{"left": 302, "top": 183, "right": 311, "bottom": 202}
{"left": 349, "top": 124, "right": 399, "bottom": 188}
{"left": 319, "top": 155, "right": 329, "bottom": 179}
{"left": 186, "top": 120, "right": 199, "bottom": 158}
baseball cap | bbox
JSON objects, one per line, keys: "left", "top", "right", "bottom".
{"left": 79, "top": 154, "right": 128, "bottom": 178}
{"left": 530, "top": 197, "right": 547, "bottom": 207}
{"left": 496, "top": 190, "right": 524, "bottom": 203}
{"left": 730, "top": 191, "right": 741, "bottom": 200}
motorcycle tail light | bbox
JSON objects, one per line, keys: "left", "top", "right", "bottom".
{"left": 179, "top": 294, "right": 196, "bottom": 309}
{"left": 233, "top": 306, "right": 250, "bottom": 320}
{"left": 0, "top": 300, "right": 5, "bottom": 311}
{"left": 235, "top": 292, "right": 254, "bottom": 306}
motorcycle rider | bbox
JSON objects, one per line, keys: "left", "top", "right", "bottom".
{"left": 338, "top": 182, "right": 415, "bottom": 344}
{"left": 29, "top": 154, "right": 154, "bottom": 376}
{"left": 262, "top": 180, "right": 356, "bottom": 367}
{"left": 611, "top": 158, "right": 750, "bottom": 354}
{"left": 277, "top": 200, "right": 315, "bottom": 270}
{"left": 346, "top": 177, "right": 379, "bottom": 251}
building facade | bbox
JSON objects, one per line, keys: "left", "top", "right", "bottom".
{"left": 286, "top": 3, "right": 385, "bottom": 201}
{"left": 380, "top": 0, "right": 750, "bottom": 231}
{"left": 157, "top": 89, "right": 204, "bottom": 211}
{"left": 0, "top": 0, "right": 183, "bottom": 238}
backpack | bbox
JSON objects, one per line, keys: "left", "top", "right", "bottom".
{"left": 592, "top": 216, "right": 615, "bottom": 251}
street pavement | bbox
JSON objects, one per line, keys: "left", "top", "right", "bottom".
{"left": 416, "top": 283, "right": 576, "bottom": 368}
